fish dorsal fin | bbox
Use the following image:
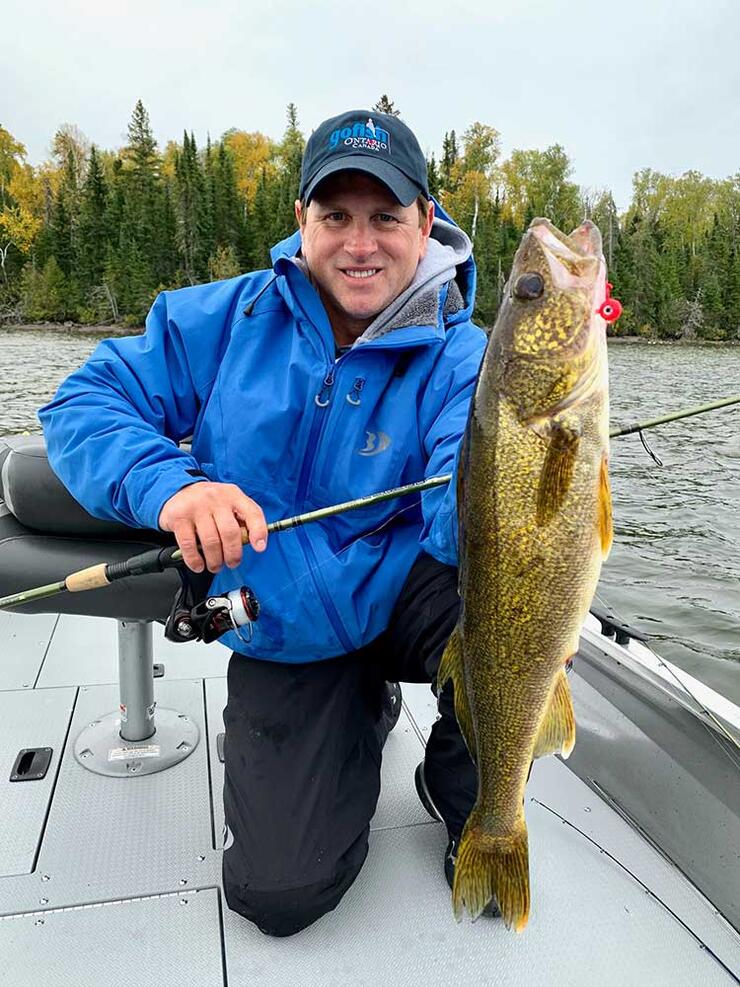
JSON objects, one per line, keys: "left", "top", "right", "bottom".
{"left": 533, "top": 667, "right": 576, "bottom": 759}
{"left": 536, "top": 418, "right": 581, "bottom": 525}
{"left": 599, "top": 453, "right": 613, "bottom": 557}
{"left": 436, "top": 625, "right": 477, "bottom": 762}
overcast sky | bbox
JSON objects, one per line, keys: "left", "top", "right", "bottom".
{"left": 2, "top": 0, "right": 737, "bottom": 211}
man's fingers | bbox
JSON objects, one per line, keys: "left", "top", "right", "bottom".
{"left": 235, "top": 495, "right": 268, "bottom": 552}
{"left": 172, "top": 519, "right": 204, "bottom": 573}
{"left": 194, "top": 514, "right": 225, "bottom": 573}
{"left": 159, "top": 482, "right": 268, "bottom": 571}
{"left": 213, "top": 507, "right": 246, "bottom": 569}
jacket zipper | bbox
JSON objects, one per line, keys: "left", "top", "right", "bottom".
{"left": 295, "top": 365, "right": 356, "bottom": 654}
{"left": 293, "top": 336, "right": 443, "bottom": 655}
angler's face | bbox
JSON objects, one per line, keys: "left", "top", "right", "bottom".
{"left": 296, "top": 173, "right": 434, "bottom": 344}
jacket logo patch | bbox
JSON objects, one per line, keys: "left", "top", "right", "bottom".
{"left": 359, "top": 431, "right": 391, "bottom": 456}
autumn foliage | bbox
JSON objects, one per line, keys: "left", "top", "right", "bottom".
{"left": 1, "top": 100, "right": 738, "bottom": 339}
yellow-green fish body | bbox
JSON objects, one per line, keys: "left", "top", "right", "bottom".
{"left": 438, "top": 218, "right": 613, "bottom": 931}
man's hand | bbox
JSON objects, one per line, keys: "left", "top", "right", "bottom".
{"left": 159, "top": 482, "right": 268, "bottom": 573}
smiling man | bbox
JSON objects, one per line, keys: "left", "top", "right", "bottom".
{"left": 39, "top": 109, "right": 491, "bottom": 933}
{"left": 295, "top": 170, "right": 434, "bottom": 345}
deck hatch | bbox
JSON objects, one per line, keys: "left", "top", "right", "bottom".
{"left": 0, "top": 687, "right": 74, "bottom": 877}
{"left": 10, "top": 747, "right": 52, "bottom": 782}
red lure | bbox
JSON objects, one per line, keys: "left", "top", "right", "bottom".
{"left": 597, "top": 281, "right": 622, "bottom": 322}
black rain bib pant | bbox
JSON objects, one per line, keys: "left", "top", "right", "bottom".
{"left": 221, "top": 550, "right": 475, "bottom": 936}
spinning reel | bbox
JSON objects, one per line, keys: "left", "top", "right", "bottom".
{"left": 165, "top": 579, "right": 260, "bottom": 645}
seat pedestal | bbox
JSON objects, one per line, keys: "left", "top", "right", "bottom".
{"left": 71, "top": 620, "right": 200, "bottom": 777}
{"left": 1, "top": 435, "right": 203, "bottom": 777}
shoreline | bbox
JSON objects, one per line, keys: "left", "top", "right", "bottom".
{"left": 2, "top": 322, "right": 142, "bottom": 337}
{"left": 605, "top": 335, "right": 740, "bottom": 346}
{"left": 2, "top": 324, "right": 738, "bottom": 346}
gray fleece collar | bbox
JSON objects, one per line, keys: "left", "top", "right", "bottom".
{"left": 357, "top": 218, "right": 471, "bottom": 342}
{"left": 290, "top": 217, "right": 471, "bottom": 345}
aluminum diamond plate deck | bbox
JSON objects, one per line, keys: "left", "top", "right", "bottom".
{"left": 0, "top": 611, "right": 738, "bottom": 986}
{"left": 221, "top": 820, "right": 736, "bottom": 987}
{"left": 0, "top": 889, "right": 225, "bottom": 987}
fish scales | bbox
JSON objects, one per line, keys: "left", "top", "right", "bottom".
{"left": 438, "top": 217, "right": 613, "bottom": 931}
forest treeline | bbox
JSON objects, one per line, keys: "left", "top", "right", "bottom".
{"left": 0, "top": 97, "right": 738, "bottom": 338}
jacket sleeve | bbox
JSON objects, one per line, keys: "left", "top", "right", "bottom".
{"left": 418, "top": 320, "right": 486, "bottom": 566}
{"left": 38, "top": 279, "right": 247, "bottom": 530}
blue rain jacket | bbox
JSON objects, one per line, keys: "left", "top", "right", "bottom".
{"left": 39, "top": 202, "right": 486, "bottom": 661}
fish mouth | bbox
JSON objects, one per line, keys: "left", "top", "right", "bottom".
{"left": 526, "top": 220, "right": 601, "bottom": 290}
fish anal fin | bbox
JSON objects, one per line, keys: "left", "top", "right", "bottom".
{"left": 453, "top": 811, "right": 530, "bottom": 932}
{"left": 533, "top": 667, "right": 576, "bottom": 759}
{"left": 599, "top": 453, "right": 613, "bottom": 557}
{"left": 437, "top": 626, "right": 477, "bottom": 762}
{"left": 536, "top": 420, "right": 580, "bottom": 526}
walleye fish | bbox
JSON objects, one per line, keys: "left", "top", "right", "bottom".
{"left": 438, "top": 217, "right": 613, "bottom": 932}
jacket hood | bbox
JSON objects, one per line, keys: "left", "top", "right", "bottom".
{"left": 270, "top": 196, "right": 477, "bottom": 340}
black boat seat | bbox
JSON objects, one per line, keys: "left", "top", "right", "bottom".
{"left": 0, "top": 435, "right": 181, "bottom": 621}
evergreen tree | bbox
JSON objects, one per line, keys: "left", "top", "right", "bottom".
{"left": 103, "top": 157, "right": 126, "bottom": 317}
{"left": 628, "top": 215, "right": 662, "bottom": 334}
{"left": 271, "top": 103, "right": 305, "bottom": 243}
{"left": 372, "top": 95, "right": 400, "bottom": 117}
{"left": 20, "top": 256, "right": 70, "bottom": 321}
{"left": 126, "top": 100, "right": 159, "bottom": 177}
{"left": 120, "top": 100, "right": 161, "bottom": 299}
{"left": 245, "top": 168, "right": 273, "bottom": 269}
{"left": 6, "top": 105, "right": 740, "bottom": 339}
{"left": 211, "top": 141, "right": 242, "bottom": 252}
{"left": 440, "top": 131, "right": 459, "bottom": 194}
{"left": 174, "top": 131, "right": 212, "bottom": 283}
{"left": 50, "top": 187, "right": 74, "bottom": 279}
{"left": 427, "top": 153, "right": 440, "bottom": 199}
{"left": 725, "top": 245, "right": 740, "bottom": 339}
{"left": 77, "top": 145, "right": 108, "bottom": 292}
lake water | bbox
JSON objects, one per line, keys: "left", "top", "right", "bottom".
{"left": 1, "top": 327, "right": 739, "bottom": 705}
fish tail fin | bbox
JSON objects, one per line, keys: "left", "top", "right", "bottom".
{"left": 436, "top": 625, "right": 477, "bottom": 761}
{"left": 453, "top": 811, "right": 530, "bottom": 932}
{"left": 533, "top": 667, "right": 576, "bottom": 759}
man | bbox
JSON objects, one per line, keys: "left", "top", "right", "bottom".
{"left": 39, "top": 110, "right": 489, "bottom": 935}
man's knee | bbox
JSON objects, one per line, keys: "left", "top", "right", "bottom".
{"left": 222, "top": 829, "right": 369, "bottom": 937}
{"left": 223, "top": 878, "right": 327, "bottom": 937}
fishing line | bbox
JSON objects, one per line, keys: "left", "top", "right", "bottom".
{"left": 637, "top": 428, "right": 663, "bottom": 467}
{"left": 651, "top": 655, "right": 740, "bottom": 757}
{"left": 530, "top": 797, "right": 740, "bottom": 984}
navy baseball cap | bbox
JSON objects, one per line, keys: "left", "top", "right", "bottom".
{"left": 299, "top": 110, "right": 430, "bottom": 207}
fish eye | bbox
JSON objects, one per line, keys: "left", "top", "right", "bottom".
{"left": 514, "top": 272, "right": 545, "bottom": 300}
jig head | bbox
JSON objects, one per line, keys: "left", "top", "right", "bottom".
{"left": 597, "top": 282, "right": 623, "bottom": 323}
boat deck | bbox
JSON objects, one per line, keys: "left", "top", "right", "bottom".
{"left": 0, "top": 610, "right": 738, "bottom": 986}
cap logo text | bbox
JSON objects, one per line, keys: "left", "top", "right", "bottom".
{"left": 329, "top": 117, "right": 390, "bottom": 153}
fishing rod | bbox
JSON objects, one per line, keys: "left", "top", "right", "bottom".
{"left": 609, "top": 393, "right": 740, "bottom": 437}
{"left": 1, "top": 391, "right": 739, "bottom": 613}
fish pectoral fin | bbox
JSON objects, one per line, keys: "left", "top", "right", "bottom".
{"left": 436, "top": 626, "right": 477, "bottom": 762}
{"left": 536, "top": 419, "right": 581, "bottom": 525}
{"left": 533, "top": 668, "right": 576, "bottom": 759}
{"left": 599, "top": 453, "right": 613, "bottom": 558}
